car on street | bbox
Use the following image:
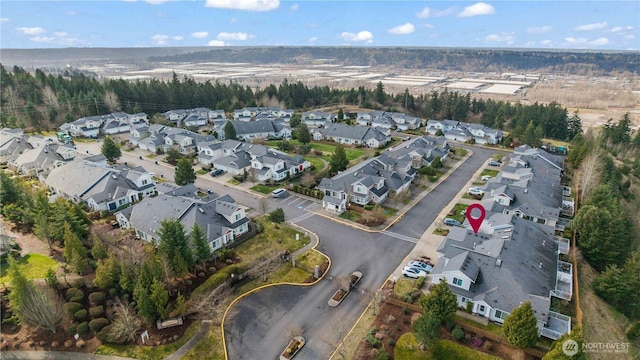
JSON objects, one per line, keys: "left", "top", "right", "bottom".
{"left": 444, "top": 218, "right": 462, "bottom": 226}
{"left": 402, "top": 266, "right": 427, "bottom": 279}
{"left": 271, "top": 188, "right": 288, "bottom": 198}
{"left": 407, "top": 260, "right": 433, "bottom": 274}
{"left": 468, "top": 187, "right": 484, "bottom": 196}
{"left": 210, "top": 169, "right": 224, "bottom": 177}
{"left": 488, "top": 160, "right": 502, "bottom": 166}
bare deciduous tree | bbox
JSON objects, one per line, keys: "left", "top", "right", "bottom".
{"left": 42, "top": 86, "right": 59, "bottom": 109}
{"left": 577, "top": 149, "right": 602, "bottom": 203}
{"left": 300, "top": 171, "right": 316, "bottom": 188}
{"left": 109, "top": 303, "right": 143, "bottom": 343}
{"left": 258, "top": 196, "right": 270, "bottom": 215}
{"left": 103, "top": 90, "right": 121, "bottom": 112}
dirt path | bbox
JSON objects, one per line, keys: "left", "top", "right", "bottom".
{"left": 0, "top": 217, "right": 49, "bottom": 256}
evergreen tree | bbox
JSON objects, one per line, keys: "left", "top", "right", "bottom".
{"left": 91, "top": 235, "right": 108, "bottom": 261}
{"left": 174, "top": 158, "right": 196, "bottom": 186}
{"left": 412, "top": 311, "right": 441, "bottom": 348}
{"left": 191, "top": 223, "right": 211, "bottom": 266}
{"left": 593, "top": 251, "right": 640, "bottom": 319}
{"left": 224, "top": 120, "right": 236, "bottom": 140}
{"left": 62, "top": 223, "right": 90, "bottom": 274}
{"left": 289, "top": 113, "right": 301, "bottom": 128}
{"left": 149, "top": 279, "right": 169, "bottom": 320}
{"left": 374, "top": 81, "right": 386, "bottom": 104}
{"left": 330, "top": 145, "right": 349, "bottom": 173}
{"left": 269, "top": 208, "right": 285, "bottom": 225}
{"left": 502, "top": 301, "right": 539, "bottom": 348}
{"left": 133, "top": 261, "right": 156, "bottom": 324}
{"left": 101, "top": 136, "right": 122, "bottom": 163}
{"left": 543, "top": 327, "right": 586, "bottom": 360}
{"left": 298, "top": 123, "right": 311, "bottom": 144}
{"left": 158, "top": 219, "right": 195, "bottom": 275}
{"left": 419, "top": 278, "right": 458, "bottom": 322}
{"left": 337, "top": 109, "right": 344, "bottom": 121}
{"left": 566, "top": 110, "right": 583, "bottom": 141}
{"left": 165, "top": 147, "right": 181, "bottom": 165}
{"left": 94, "top": 254, "right": 121, "bottom": 290}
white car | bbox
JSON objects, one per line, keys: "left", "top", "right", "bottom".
{"left": 468, "top": 187, "right": 485, "bottom": 196}
{"left": 402, "top": 266, "right": 427, "bottom": 279}
{"left": 481, "top": 175, "right": 492, "bottom": 181}
{"left": 407, "top": 260, "right": 433, "bottom": 274}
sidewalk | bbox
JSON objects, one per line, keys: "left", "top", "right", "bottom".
{"left": 1, "top": 351, "right": 133, "bottom": 360}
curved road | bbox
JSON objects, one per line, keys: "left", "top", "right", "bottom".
{"left": 225, "top": 146, "right": 504, "bottom": 359}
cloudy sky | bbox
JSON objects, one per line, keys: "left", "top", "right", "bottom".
{"left": 1, "top": 0, "right": 638, "bottom": 50}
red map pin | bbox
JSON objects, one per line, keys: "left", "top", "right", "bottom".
{"left": 465, "top": 203, "right": 486, "bottom": 234}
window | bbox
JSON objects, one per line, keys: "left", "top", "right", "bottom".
{"left": 235, "top": 213, "right": 241, "bottom": 221}
{"left": 494, "top": 309, "right": 508, "bottom": 320}
{"left": 479, "top": 305, "right": 486, "bottom": 312}
{"left": 453, "top": 277, "right": 463, "bottom": 286}
{"left": 142, "top": 179, "right": 148, "bottom": 185}
{"left": 461, "top": 297, "right": 466, "bottom": 303}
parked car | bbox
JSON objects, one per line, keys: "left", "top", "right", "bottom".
{"left": 481, "top": 175, "right": 492, "bottom": 181}
{"left": 210, "top": 169, "right": 224, "bottom": 177}
{"left": 468, "top": 187, "right": 484, "bottom": 196}
{"left": 444, "top": 218, "right": 462, "bottom": 226}
{"left": 488, "top": 160, "right": 501, "bottom": 167}
{"left": 407, "top": 260, "right": 433, "bottom": 274}
{"left": 271, "top": 188, "right": 288, "bottom": 198}
{"left": 402, "top": 266, "right": 427, "bottom": 279}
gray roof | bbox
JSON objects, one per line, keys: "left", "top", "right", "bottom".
{"left": 232, "top": 119, "right": 282, "bottom": 136}
{"left": 216, "top": 151, "right": 252, "bottom": 169}
{"left": 434, "top": 215, "right": 558, "bottom": 323}
{"left": 317, "top": 123, "right": 375, "bottom": 142}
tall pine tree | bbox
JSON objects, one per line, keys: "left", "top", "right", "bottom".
{"left": 502, "top": 301, "right": 539, "bottom": 348}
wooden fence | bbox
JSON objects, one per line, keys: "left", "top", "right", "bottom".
{"left": 386, "top": 298, "right": 548, "bottom": 359}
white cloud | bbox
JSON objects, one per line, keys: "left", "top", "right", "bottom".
{"left": 173, "top": 35, "right": 183, "bottom": 41}
{"left": 564, "top": 37, "right": 588, "bottom": 46}
{"left": 308, "top": 36, "right": 317, "bottom": 43}
{"left": 208, "top": 40, "right": 227, "bottom": 46}
{"left": 625, "top": 34, "right": 635, "bottom": 40}
{"left": 589, "top": 37, "right": 609, "bottom": 46}
{"left": 417, "top": 7, "right": 431, "bottom": 18}
{"left": 417, "top": 6, "right": 455, "bottom": 18}
{"left": 17, "top": 27, "right": 45, "bottom": 35}
{"left": 422, "top": 23, "right": 434, "bottom": 29}
{"left": 341, "top": 30, "right": 374, "bottom": 43}
{"left": 30, "top": 36, "right": 55, "bottom": 43}
{"left": 1, "top": 18, "right": 9, "bottom": 23}
{"left": 388, "top": 23, "right": 415, "bottom": 35}
{"left": 290, "top": 3, "right": 298, "bottom": 11}
{"left": 458, "top": 2, "right": 495, "bottom": 17}
{"left": 205, "top": 0, "right": 279, "bottom": 11}
{"left": 230, "top": 17, "right": 238, "bottom": 24}
{"left": 191, "top": 31, "right": 209, "bottom": 38}
{"left": 151, "top": 34, "right": 169, "bottom": 45}
{"left": 574, "top": 22, "right": 607, "bottom": 31}
{"left": 485, "top": 32, "right": 515, "bottom": 45}
{"left": 145, "top": 0, "right": 169, "bottom": 4}
{"left": 53, "top": 32, "right": 67, "bottom": 37}
{"left": 540, "top": 39, "right": 553, "bottom": 46}
{"left": 30, "top": 33, "right": 82, "bottom": 46}
{"left": 527, "top": 26, "right": 552, "bottom": 34}
{"left": 216, "top": 32, "right": 251, "bottom": 41}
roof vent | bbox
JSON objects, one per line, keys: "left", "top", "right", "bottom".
{"left": 198, "top": 208, "right": 204, "bottom": 213}
{"left": 539, "top": 262, "right": 543, "bottom": 269}
{"left": 496, "top": 258, "right": 502, "bottom": 267}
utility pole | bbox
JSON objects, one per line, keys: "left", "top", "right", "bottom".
{"left": 94, "top": 98, "right": 99, "bottom": 115}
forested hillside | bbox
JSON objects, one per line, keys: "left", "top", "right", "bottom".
{"left": 1, "top": 65, "right": 578, "bottom": 145}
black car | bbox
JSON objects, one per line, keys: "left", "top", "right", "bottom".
{"left": 210, "top": 169, "right": 224, "bottom": 177}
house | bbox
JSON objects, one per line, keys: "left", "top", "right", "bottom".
{"left": 101, "top": 116, "right": 131, "bottom": 135}
{"left": 233, "top": 107, "right": 293, "bottom": 122}
{"left": 425, "top": 120, "right": 503, "bottom": 145}
{"left": 10, "top": 144, "right": 74, "bottom": 177}
{"left": 301, "top": 111, "right": 337, "bottom": 127}
{"left": 197, "top": 141, "right": 224, "bottom": 166}
{"left": 313, "top": 123, "right": 390, "bottom": 148}
{"left": 444, "top": 128, "right": 473, "bottom": 143}
{"left": 45, "top": 160, "right": 156, "bottom": 212}
{"left": 162, "top": 109, "right": 190, "bottom": 125}
{"left": 425, "top": 119, "right": 460, "bottom": 134}
{"left": 182, "top": 114, "right": 208, "bottom": 128}
{"left": 466, "top": 123, "right": 504, "bottom": 145}
{"left": 230, "top": 120, "right": 291, "bottom": 141}
{"left": 430, "top": 212, "right": 572, "bottom": 340}
{"left": 64, "top": 115, "right": 105, "bottom": 138}
{"left": 133, "top": 125, "right": 215, "bottom": 154}
{"left": 115, "top": 185, "right": 249, "bottom": 251}
{"left": 0, "top": 136, "right": 31, "bottom": 165}
{"left": 390, "top": 113, "right": 422, "bottom": 131}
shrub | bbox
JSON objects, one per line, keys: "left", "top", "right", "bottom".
{"left": 466, "top": 301, "right": 473, "bottom": 314}
{"left": 446, "top": 318, "right": 456, "bottom": 331}
{"left": 66, "top": 322, "right": 77, "bottom": 335}
{"left": 77, "top": 321, "right": 89, "bottom": 335}
{"left": 89, "top": 306, "right": 104, "bottom": 318}
{"left": 108, "top": 288, "right": 117, "bottom": 297}
{"left": 452, "top": 326, "right": 465, "bottom": 341}
{"left": 74, "top": 309, "right": 88, "bottom": 322}
{"left": 96, "top": 324, "right": 113, "bottom": 343}
{"left": 627, "top": 321, "right": 640, "bottom": 340}
{"left": 416, "top": 276, "right": 425, "bottom": 289}
{"left": 365, "top": 333, "right": 381, "bottom": 348}
{"left": 89, "top": 292, "right": 106, "bottom": 305}
{"left": 401, "top": 307, "right": 409, "bottom": 315}
{"left": 375, "top": 351, "right": 390, "bottom": 360}
{"left": 387, "top": 338, "right": 395, "bottom": 346}
{"left": 89, "top": 318, "right": 110, "bottom": 332}
{"left": 66, "top": 288, "right": 84, "bottom": 302}
{"left": 64, "top": 302, "right": 83, "bottom": 315}
{"left": 256, "top": 222, "right": 264, "bottom": 233}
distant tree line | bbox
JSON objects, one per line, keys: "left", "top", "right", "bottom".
{"left": 148, "top": 47, "right": 640, "bottom": 75}
{"left": 1, "top": 65, "right": 580, "bottom": 144}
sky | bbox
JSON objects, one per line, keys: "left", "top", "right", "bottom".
{"left": 1, "top": 0, "right": 638, "bottom": 50}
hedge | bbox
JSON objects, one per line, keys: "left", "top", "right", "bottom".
{"left": 89, "top": 318, "right": 110, "bottom": 332}
{"left": 64, "top": 302, "right": 83, "bottom": 315}
{"left": 74, "top": 309, "right": 88, "bottom": 322}
{"left": 66, "top": 288, "right": 84, "bottom": 302}
{"left": 191, "top": 264, "right": 245, "bottom": 298}
{"left": 89, "top": 305, "right": 104, "bottom": 318}
{"left": 77, "top": 321, "right": 89, "bottom": 335}
{"left": 452, "top": 326, "right": 465, "bottom": 341}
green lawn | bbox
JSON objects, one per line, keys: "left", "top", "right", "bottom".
{"left": 455, "top": 316, "right": 504, "bottom": 337}
{"left": 339, "top": 210, "right": 362, "bottom": 222}
{"left": 250, "top": 184, "right": 280, "bottom": 194}
{"left": 303, "top": 156, "right": 326, "bottom": 173}
{"left": 480, "top": 169, "right": 499, "bottom": 178}
{"left": 0, "top": 253, "right": 58, "bottom": 283}
{"left": 395, "top": 334, "right": 501, "bottom": 360}
{"left": 234, "top": 217, "right": 310, "bottom": 265}
{"left": 96, "top": 320, "right": 200, "bottom": 359}
{"left": 451, "top": 147, "right": 469, "bottom": 157}
{"left": 447, "top": 203, "right": 469, "bottom": 223}
{"left": 393, "top": 277, "right": 417, "bottom": 297}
